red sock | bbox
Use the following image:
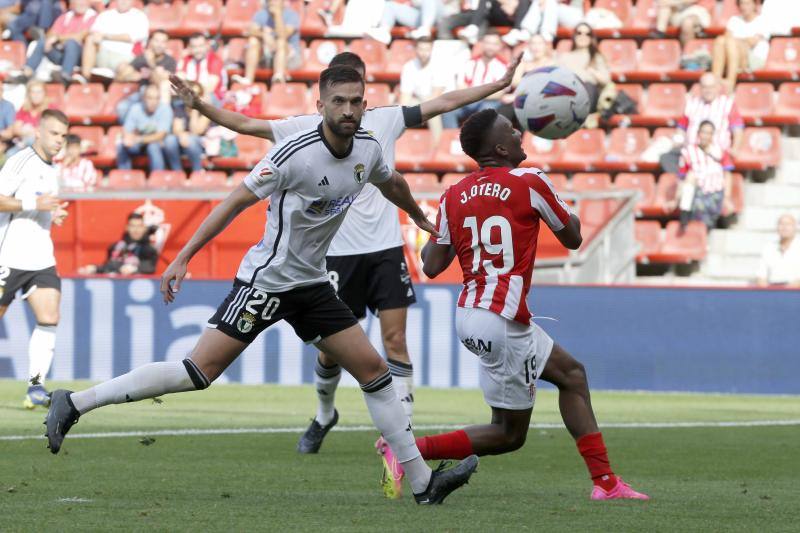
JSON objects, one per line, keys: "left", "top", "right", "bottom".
{"left": 416, "top": 430, "right": 473, "bottom": 460}
{"left": 576, "top": 432, "right": 618, "bottom": 491}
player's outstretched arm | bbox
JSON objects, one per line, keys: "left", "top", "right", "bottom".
{"left": 169, "top": 75, "right": 275, "bottom": 141}
{"left": 418, "top": 53, "right": 522, "bottom": 123}
{"left": 375, "top": 170, "right": 438, "bottom": 236}
{"left": 160, "top": 184, "right": 260, "bottom": 303}
{"left": 553, "top": 213, "right": 583, "bottom": 250}
{"left": 420, "top": 239, "right": 456, "bottom": 278}
{"left": 0, "top": 193, "right": 61, "bottom": 213}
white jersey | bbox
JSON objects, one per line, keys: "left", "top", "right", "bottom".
{"left": 0, "top": 147, "right": 59, "bottom": 271}
{"left": 270, "top": 105, "right": 420, "bottom": 256}
{"left": 237, "top": 123, "right": 392, "bottom": 292}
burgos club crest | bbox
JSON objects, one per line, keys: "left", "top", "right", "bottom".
{"left": 354, "top": 163, "right": 365, "bottom": 183}
{"left": 237, "top": 311, "right": 255, "bottom": 333}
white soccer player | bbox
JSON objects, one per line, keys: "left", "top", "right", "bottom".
{"left": 0, "top": 109, "right": 69, "bottom": 408}
{"left": 169, "top": 52, "right": 522, "bottom": 459}
{"left": 46, "top": 66, "right": 478, "bottom": 505}
{"left": 376, "top": 109, "right": 649, "bottom": 501}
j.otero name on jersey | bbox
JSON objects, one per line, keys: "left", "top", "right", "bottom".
{"left": 459, "top": 182, "right": 512, "bottom": 204}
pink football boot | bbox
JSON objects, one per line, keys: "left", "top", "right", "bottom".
{"left": 375, "top": 436, "right": 405, "bottom": 499}
{"left": 591, "top": 477, "right": 650, "bottom": 500}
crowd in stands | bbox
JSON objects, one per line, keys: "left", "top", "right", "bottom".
{"left": 0, "top": 0, "right": 798, "bottom": 277}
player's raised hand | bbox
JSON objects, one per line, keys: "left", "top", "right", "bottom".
{"left": 35, "top": 194, "right": 62, "bottom": 212}
{"left": 413, "top": 215, "right": 440, "bottom": 237}
{"left": 498, "top": 53, "right": 523, "bottom": 89}
{"left": 170, "top": 74, "right": 199, "bottom": 109}
{"left": 161, "top": 259, "right": 188, "bottom": 304}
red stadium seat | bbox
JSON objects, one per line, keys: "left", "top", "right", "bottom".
{"left": 0, "top": 41, "right": 25, "bottom": 75}
{"left": 213, "top": 135, "right": 271, "bottom": 169}
{"left": 106, "top": 169, "right": 147, "bottom": 189}
{"left": 385, "top": 40, "right": 417, "bottom": 78}
{"left": 166, "top": 39, "right": 185, "bottom": 62}
{"left": 718, "top": 0, "right": 740, "bottom": 27}
{"left": 221, "top": 0, "right": 261, "bottom": 36}
{"left": 571, "top": 173, "right": 612, "bottom": 191}
{"left": 593, "top": 0, "right": 633, "bottom": 26}
{"left": 520, "top": 133, "right": 564, "bottom": 170}
{"left": 440, "top": 173, "right": 466, "bottom": 189}
{"left": 395, "top": 129, "right": 435, "bottom": 172}
{"left": 655, "top": 172, "right": 679, "bottom": 214}
{"left": 68, "top": 125, "right": 103, "bottom": 159}
{"left": 632, "top": 0, "right": 657, "bottom": 29}
{"left": 598, "top": 39, "right": 638, "bottom": 74}
{"left": 348, "top": 39, "right": 388, "bottom": 81}
{"left": 644, "top": 83, "right": 686, "bottom": 119}
{"left": 764, "top": 38, "right": 800, "bottom": 73}
{"left": 406, "top": 173, "right": 442, "bottom": 195}
{"left": 365, "top": 83, "right": 392, "bottom": 108}
{"left": 100, "top": 82, "right": 139, "bottom": 123}
{"left": 296, "top": 39, "right": 345, "bottom": 79}
{"left": 560, "top": 129, "right": 605, "bottom": 169}
{"left": 735, "top": 127, "right": 782, "bottom": 169}
{"left": 146, "top": 1, "right": 185, "bottom": 34}
{"left": 683, "top": 38, "right": 715, "bottom": 58}
{"left": 546, "top": 173, "right": 569, "bottom": 191}
{"left": 262, "top": 82, "right": 309, "bottom": 119}
{"left": 188, "top": 170, "right": 231, "bottom": 189}
{"left": 615, "top": 84, "right": 644, "bottom": 108}
{"left": 639, "top": 40, "right": 681, "bottom": 74}
{"left": 656, "top": 220, "right": 707, "bottom": 262}
{"left": 432, "top": 129, "right": 479, "bottom": 173}
{"left": 722, "top": 173, "right": 745, "bottom": 216}
{"left": 230, "top": 170, "right": 249, "bottom": 185}
{"left": 774, "top": 82, "right": 800, "bottom": 123}
{"left": 223, "top": 37, "right": 248, "bottom": 66}
{"left": 634, "top": 220, "right": 662, "bottom": 262}
{"left": 735, "top": 83, "right": 775, "bottom": 123}
{"left": 177, "top": 0, "right": 223, "bottom": 36}
{"left": 148, "top": 170, "right": 188, "bottom": 189}
{"left": 300, "top": 0, "right": 344, "bottom": 37}
{"left": 64, "top": 83, "right": 106, "bottom": 124}
{"left": 605, "top": 127, "right": 650, "bottom": 167}
{"left": 615, "top": 173, "right": 657, "bottom": 215}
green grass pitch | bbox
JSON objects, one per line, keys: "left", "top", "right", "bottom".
{"left": 1, "top": 380, "right": 798, "bottom": 532}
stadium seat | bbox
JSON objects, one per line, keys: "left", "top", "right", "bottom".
{"left": 212, "top": 135, "right": 271, "bottom": 169}
{"left": 605, "top": 84, "right": 644, "bottom": 126}
{"left": 300, "top": 0, "right": 344, "bottom": 37}
{"left": 146, "top": 1, "right": 185, "bottom": 34}
{"left": 615, "top": 173, "right": 657, "bottom": 215}
{"left": 722, "top": 173, "right": 745, "bottom": 217}
{"left": 547, "top": 173, "right": 569, "bottom": 191}
{"left": 68, "top": 126, "right": 104, "bottom": 156}
{"left": 598, "top": 39, "right": 638, "bottom": 75}
{"left": 148, "top": 170, "right": 188, "bottom": 189}
{"left": 106, "top": 169, "right": 147, "bottom": 189}
{"left": 735, "top": 127, "right": 782, "bottom": 170}
{"left": 365, "top": 83, "right": 392, "bottom": 108}
{"left": 348, "top": 39, "right": 388, "bottom": 81}
{"left": 638, "top": 40, "right": 681, "bottom": 76}
{"left": 655, "top": 172, "right": 679, "bottom": 214}
{"left": 520, "top": 133, "right": 564, "bottom": 170}
{"left": 718, "top": 0, "right": 740, "bottom": 27}
{"left": 385, "top": 40, "right": 417, "bottom": 78}
{"left": 262, "top": 82, "right": 309, "bottom": 119}
{"left": 223, "top": 37, "right": 248, "bottom": 67}
{"left": 571, "top": 173, "right": 612, "bottom": 191}
{"left": 221, "top": 0, "right": 261, "bottom": 36}
{"left": 634, "top": 220, "right": 662, "bottom": 263}
{"left": 643, "top": 83, "right": 686, "bottom": 121}
{"left": 230, "top": 170, "right": 250, "bottom": 185}
{"left": 651, "top": 127, "right": 680, "bottom": 146}
{"left": 99, "top": 82, "right": 139, "bottom": 124}
{"left": 64, "top": 84, "right": 106, "bottom": 124}
{"left": 440, "top": 173, "right": 465, "bottom": 189}
{"left": 432, "top": 129, "right": 478, "bottom": 172}
{"left": 655, "top": 220, "right": 708, "bottom": 263}
{"left": 0, "top": 41, "right": 25, "bottom": 75}
{"left": 44, "top": 83, "right": 65, "bottom": 108}
{"left": 632, "top": 0, "right": 657, "bottom": 29}
{"left": 735, "top": 83, "right": 775, "bottom": 124}
{"left": 593, "top": 0, "right": 633, "bottom": 27}
{"left": 559, "top": 129, "right": 605, "bottom": 170}
{"left": 763, "top": 38, "right": 800, "bottom": 74}
{"left": 295, "top": 39, "right": 345, "bottom": 79}
{"left": 188, "top": 170, "right": 231, "bottom": 189}
{"left": 395, "top": 129, "right": 435, "bottom": 172}
{"left": 682, "top": 38, "right": 715, "bottom": 59}
{"left": 774, "top": 82, "right": 800, "bottom": 124}
{"left": 604, "top": 127, "right": 650, "bottom": 169}
{"left": 166, "top": 39, "right": 185, "bottom": 62}
{"left": 406, "top": 173, "right": 443, "bottom": 196}
{"left": 176, "top": 0, "right": 223, "bottom": 37}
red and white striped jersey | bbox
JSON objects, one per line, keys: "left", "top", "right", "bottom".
{"left": 678, "top": 95, "right": 744, "bottom": 150}
{"left": 458, "top": 55, "right": 508, "bottom": 88}
{"left": 679, "top": 144, "right": 734, "bottom": 194}
{"left": 433, "top": 166, "right": 572, "bottom": 325}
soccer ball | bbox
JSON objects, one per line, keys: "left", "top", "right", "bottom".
{"left": 513, "top": 66, "right": 590, "bottom": 140}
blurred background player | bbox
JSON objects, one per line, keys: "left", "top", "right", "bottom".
{"left": 46, "top": 66, "right": 478, "bottom": 505}
{"left": 375, "top": 108, "right": 649, "bottom": 501}
{"left": 0, "top": 109, "right": 68, "bottom": 408}
{"left": 170, "top": 51, "right": 522, "bottom": 455}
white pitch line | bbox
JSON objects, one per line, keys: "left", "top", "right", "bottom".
{"left": 2, "top": 419, "right": 800, "bottom": 442}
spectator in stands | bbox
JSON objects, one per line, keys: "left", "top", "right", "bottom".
{"left": 178, "top": 33, "right": 226, "bottom": 105}
{"left": 442, "top": 31, "right": 509, "bottom": 128}
{"left": 498, "top": 34, "right": 554, "bottom": 126}
{"left": 400, "top": 37, "right": 452, "bottom": 142}
{"left": 508, "top": 0, "right": 559, "bottom": 46}
{"left": 760, "top": 0, "right": 800, "bottom": 37}
{"left": 365, "top": 0, "right": 444, "bottom": 44}
{"left": 78, "top": 212, "right": 158, "bottom": 276}
{"left": 558, "top": 23, "right": 610, "bottom": 114}
{"left": 17, "top": 0, "right": 96, "bottom": 85}
{"left": 756, "top": 214, "right": 800, "bottom": 287}
{"left": 115, "top": 30, "right": 176, "bottom": 119}
{"left": 239, "top": 0, "right": 302, "bottom": 84}
{"left": 0, "top": 0, "right": 19, "bottom": 36}
{"left": 55, "top": 133, "right": 98, "bottom": 191}
{"left": 669, "top": 120, "right": 734, "bottom": 231}
{"left": 452, "top": 0, "right": 532, "bottom": 45}
{"left": 80, "top": 0, "right": 149, "bottom": 81}
{"left": 165, "top": 81, "right": 209, "bottom": 172}
{"left": 315, "top": 0, "right": 343, "bottom": 28}
{"left": 116, "top": 83, "right": 176, "bottom": 172}
{"left": 11, "top": 79, "right": 54, "bottom": 150}
{"left": 653, "top": 0, "right": 711, "bottom": 45}
{"left": 679, "top": 72, "right": 744, "bottom": 154}
{"left": 712, "top": 0, "right": 770, "bottom": 91}
{"left": 0, "top": 84, "right": 15, "bottom": 157}
{"left": 7, "top": 0, "right": 61, "bottom": 45}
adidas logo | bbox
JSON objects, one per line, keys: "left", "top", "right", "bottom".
{"left": 317, "top": 176, "right": 330, "bottom": 187}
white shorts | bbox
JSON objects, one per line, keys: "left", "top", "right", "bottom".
{"left": 456, "top": 307, "right": 554, "bottom": 411}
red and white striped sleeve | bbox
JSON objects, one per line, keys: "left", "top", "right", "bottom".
{"left": 431, "top": 191, "right": 451, "bottom": 245}
{"left": 509, "top": 168, "right": 572, "bottom": 231}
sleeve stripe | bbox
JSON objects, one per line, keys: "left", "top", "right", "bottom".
{"left": 270, "top": 130, "right": 319, "bottom": 163}
{"left": 530, "top": 188, "right": 566, "bottom": 232}
{"left": 274, "top": 137, "right": 322, "bottom": 167}
{"left": 436, "top": 197, "right": 450, "bottom": 245}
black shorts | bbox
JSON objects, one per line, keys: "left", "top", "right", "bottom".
{"left": 0, "top": 266, "right": 61, "bottom": 306}
{"left": 208, "top": 279, "right": 359, "bottom": 344}
{"left": 326, "top": 246, "right": 417, "bottom": 320}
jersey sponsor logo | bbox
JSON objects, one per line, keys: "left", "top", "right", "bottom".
{"left": 462, "top": 336, "right": 492, "bottom": 356}
{"left": 306, "top": 194, "right": 358, "bottom": 216}
{"left": 237, "top": 311, "right": 256, "bottom": 333}
{"left": 353, "top": 163, "right": 365, "bottom": 184}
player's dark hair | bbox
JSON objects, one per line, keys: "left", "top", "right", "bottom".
{"left": 699, "top": 119, "right": 716, "bottom": 131}
{"left": 319, "top": 66, "right": 364, "bottom": 95}
{"left": 128, "top": 212, "right": 145, "bottom": 222}
{"left": 65, "top": 133, "right": 81, "bottom": 145}
{"left": 460, "top": 108, "right": 499, "bottom": 160}
{"left": 329, "top": 52, "right": 366, "bottom": 74}
{"left": 41, "top": 109, "right": 68, "bottom": 126}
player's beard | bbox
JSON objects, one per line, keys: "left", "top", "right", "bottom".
{"left": 326, "top": 114, "right": 361, "bottom": 138}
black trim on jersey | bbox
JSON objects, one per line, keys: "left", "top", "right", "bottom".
{"left": 31, "top": 145, "right": 54, "bottom": 166}
{"left": 317, "top": 123, "right": 354, "bottom": 159}
{"left": 402, "top": 105, "right": 423, "bottom": 128}
{"left": 274, "top": 136, "right": 323, "bottom": 168}
{"left": 271, "top": 130, "right": 320, "bottom": 164}
{"left": 354, "top": 134, "right": 380, "bottom": 146}
{"left": 248, "top": 189, "right": 287, "bottom": 286}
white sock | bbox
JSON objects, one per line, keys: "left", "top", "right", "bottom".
{"left": 28, "top": 324, "right": 57, "bottom": 386}
{"left": 314, "top": 356, "right": 341, "bottom": 426}
{"left": 70, "top": 359, "right": 210, "bottom": 415}
{"left": 361, "top": 371, "right": 431, "bottom": 495}
{"left": 387, "top": 358, "right": 414, "bottom": 419}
